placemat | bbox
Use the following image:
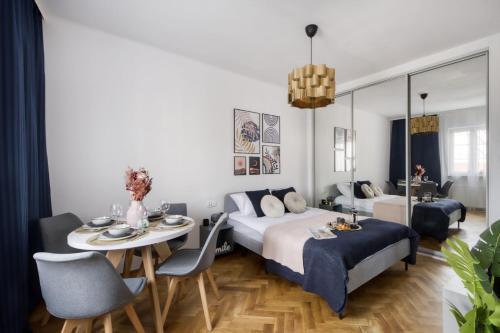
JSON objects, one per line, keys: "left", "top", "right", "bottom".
{"left": 86, "top": 230, "right": 148, "bottom": 245}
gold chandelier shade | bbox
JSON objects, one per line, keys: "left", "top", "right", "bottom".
{"left": 288, "top": 64, "right": 335, "bottom": 109}
{"left": 410, "top": 115, "right": 439, "bottom": 135}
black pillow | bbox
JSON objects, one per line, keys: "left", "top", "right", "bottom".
{"left": 357, "top": 180, "right": 372, "bottom": 186}
{"left": 271, "top": 187, "right": 296, "bottom": 212}
{"left": 353, "top": 183, "right": 366, "bottom": 199}
{"left": 245, "top": 189, "right": 271, "bottom": 217}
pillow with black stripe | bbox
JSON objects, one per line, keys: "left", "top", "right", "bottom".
{"left": 353, "top": 183, "right": 366, "bottom": 199}
{"left": 271, "top": 187, "right": 296, "bottom": 212}
{"left": 245, "top": 189, "right": 271, "bottom": 217}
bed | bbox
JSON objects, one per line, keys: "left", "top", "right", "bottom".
{"left": 334, "top": 194, "right": 400, "bottom": 214}
{"left": 224, "top": 193, "right": 418, "bottom": 317}
{"left": 371, "top": 195, "right": 464, "bottom": 227}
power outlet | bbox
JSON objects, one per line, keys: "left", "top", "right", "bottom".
{"left": 207, "top": 200, "right": 218, "bottom": 208}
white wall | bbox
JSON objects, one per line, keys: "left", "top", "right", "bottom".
{"left": 314, "top": 95, "right": 352, "bottom": 202}
{"left": 43, "top": 18, "right": 308, "bottom": 247}
{"left": 314, "top": 95, "right": 391, "bottom": 203}
{"left": 336, "top": 32, "right": 500, "bottom": 224}
{"left": 353, "top": 110, "right": 391, "bottom": 190}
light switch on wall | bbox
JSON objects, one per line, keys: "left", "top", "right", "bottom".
{"left": 207, "top": 200, "right": 218, "bottom": 208}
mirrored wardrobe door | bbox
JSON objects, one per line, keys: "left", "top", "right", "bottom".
{"left": 409, "top": 54, "right": 488, "bottom": 254}
{"left": 315, "top": 93, "right": 353, "bottom": 210}
{"left": 352, "top": 77, "right": 408, "bottom": 224}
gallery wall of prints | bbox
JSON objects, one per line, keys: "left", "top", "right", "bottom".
{"left": 233, "top": 109, "right": 280, "bottom": 176}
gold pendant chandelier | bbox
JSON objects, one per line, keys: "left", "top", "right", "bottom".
{"left": 288, "top": 24, "right": 335, "bottom": 109}
{"left": 411, "top": 93, "right": 439, "bottom": 135}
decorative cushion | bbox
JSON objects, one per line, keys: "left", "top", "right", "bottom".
{"left": 357, "top": 180, "right": 372, "bottom": 186}
{"left": 260, "top": 195, "right": 285, "bottom": 218}
{"left": 361, "top": 184, "right": 375, "bottom": 198}
{"left": 271, "top": 187, "right": 296, "bottom": 212}
{"left": 353, "top": 183, "right": 366, "bottom": 199}
{"left": 230, "top": 193, "right": 256, "bottom": 216}
{"left": 337, "top": 182, "right": 352, "bottom": 197}
{"left": 284, "top": 192, "right": 307, "bottom": 214}
{"left": 245, "top": 189, "right": 271, "bottom": 217}
{"left": 370, "top": 184, "right": 384, "bottom": 197}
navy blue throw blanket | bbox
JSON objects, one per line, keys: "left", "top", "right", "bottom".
{"left": 412, "top": 199, "right": 466, "bottom": 241}
{"left": 266, "top": 219, "right": 419, "bottom": 314}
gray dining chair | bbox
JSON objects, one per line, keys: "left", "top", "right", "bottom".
{"left": 156, "top": 213, "right": 228, "bottom": 331}
{"left": 34, "top": 251, "right": 147, "bottom": 333}
{"left": 38, "top": 213, "right": 85, "bottom": 326}
{"left": 40, "top": 213, "right": 84, "bottom": 254}
{"left": 126, "top": 203, "right": 189, "bottom": 276}
{"left": 437, "top": 180, "right": 454, "bottom": 198}
{"left": 416, "top": 182, "right": 438, "bottom": 197}
{"left": 385, "top": 181, "right": 398, "bottom": 195}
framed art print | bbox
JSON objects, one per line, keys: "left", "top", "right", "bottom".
{"left": 234, "top": 156, "right": 246, "bottom": 175}
{"left": 234, "top": 109, "right": 260, "bottom": 154}
{"left": 262, "top": 145, "right": 280, "bottom": 174}
{"left": 249, "top": 156, "right": 261, "bottom": 175}
{"left": 262, "top": 113, "right": 280, "bottom": 144}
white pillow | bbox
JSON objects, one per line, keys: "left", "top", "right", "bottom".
{"left": 337, "top": 182, "right": 352, "bottom": 197}
{"left": 361, "top": 184, "right": 375, "bottom": 198}
{"left": 370, "top": 184, "right": 384, "bottom": 197}
{"left": 230, "top": 193, "right": 256, "bottom": 216}
{"left": 260, "top": 195, "right": 285, "bottom": 218}
{"left": 284, "top": 192, "right": 307, "bottom": 214}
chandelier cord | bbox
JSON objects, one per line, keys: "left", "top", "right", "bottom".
{"left": 310, "top": 37, "right": 313, "bottom": 65}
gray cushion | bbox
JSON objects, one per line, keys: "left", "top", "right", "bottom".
{"left": 260, "top": 195, "right": 285, "bottom": 218}
{"left": 156, "top": 249, "right": 202, "bottom": 276}
{"left": 124, "top": 277, "right": 147, "bottom": 296}
{"left": 284, "top": 192, "right": 306, "bottom": 213}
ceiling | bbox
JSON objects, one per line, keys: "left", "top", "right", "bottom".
{"left": 37, "top": 0, "right": 500, "bottom": 86}
{"left": 353, "top": 55, "right": 487, "bottom": 118}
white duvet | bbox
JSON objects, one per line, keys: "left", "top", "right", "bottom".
{"left": 228, "top": 207, "right": 328, "bottom": 235}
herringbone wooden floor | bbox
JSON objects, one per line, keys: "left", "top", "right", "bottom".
{"left": 31, "top": 249, "right": 454, "bottom": 333}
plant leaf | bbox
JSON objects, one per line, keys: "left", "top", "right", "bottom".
{"left": 449, "top": 302, "right": 466, "bottom": 327}
{"left": 488, "top": 303, "right": 500, "bottom": 327}
{"left": 471, "top": 220, "right": 500, "bottom": 277}
{"left": 459, "top": 309, "right": 477, "bottom": 333}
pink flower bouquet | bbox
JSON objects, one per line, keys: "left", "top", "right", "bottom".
{"left": 415, "top": 164, "right": 426, "bottom": 177}
{"left": 125, "top": 167, "right": 152, "bottom": 201}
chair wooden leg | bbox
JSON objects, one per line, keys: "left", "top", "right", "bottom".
{"left": 103, "top": 313, "right": 113, "bottom": 333}
{"left": 124, "top": 304, "right": 146, "bottom": 333}
{"left": 161, "top": 277, "right": 179, "bottom": 325}
{"left": 83, "top": 319, "right": 93, "bottom": 333}
{"left": 123, "top": 250, "right": 135, "bottom": 277}
{"left": 61, "top": 319, "right": 76, "bottom": 333}
{"left": 206, "top": 268, "right": 221, "bottom": 300}
{"left": 197, "top": 273, "right": 213, "bottom": 331}
{"left": 61, "top": 319, "right": 92, "bottom": 333}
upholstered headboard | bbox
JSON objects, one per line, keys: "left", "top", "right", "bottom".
{"left": 224, "top": 193, "right": 240, "bottom": 214}
{"left": 224, "top": 188, "right": 290, "bottom": 214}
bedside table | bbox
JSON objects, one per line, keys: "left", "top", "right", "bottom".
{"left": 319, "top": 203, "right": 342, "bottom": 213}
{"left": 200, "top": 223, "right": 234, "bottom": 256}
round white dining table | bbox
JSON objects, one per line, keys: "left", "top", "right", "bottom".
{"left": 67, "top": 221, "right": 195, "bottom": 333}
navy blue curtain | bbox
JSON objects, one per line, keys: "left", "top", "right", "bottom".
{"left": 389, "top": 119, "right": 406, "bottom": 186}
{"left": 389, "top": 119, "right": 442, "bottom": 189}
{"left": 411, "top": 132, "right": 441, "bottom": 189}
{"left": 1, "top": 0, "right": 52, "bottom": 332}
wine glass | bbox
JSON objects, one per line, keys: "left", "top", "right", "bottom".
{"left": 110, "top": 203, "right": 123, "bottom": 221}
{"left": 160, "top": 200, "right": 170, "bottom": 215}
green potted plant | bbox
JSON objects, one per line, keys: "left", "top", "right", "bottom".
{"left": 442, "top": 220, "right": 500, "bottom": 332}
